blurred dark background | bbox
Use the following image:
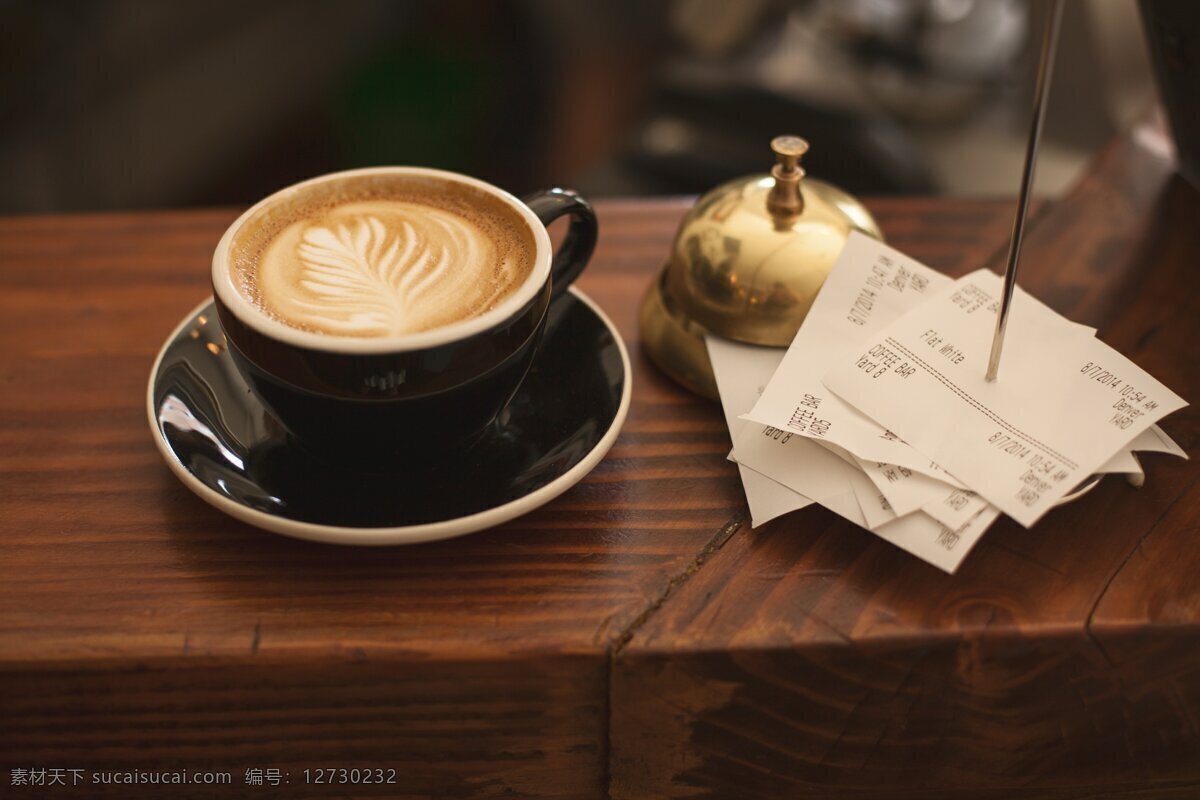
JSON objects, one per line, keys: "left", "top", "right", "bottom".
{"left": 0, "top": 0, "right": 1156, "bottom": 214}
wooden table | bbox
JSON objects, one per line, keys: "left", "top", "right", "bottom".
{"left": 2, "top": 118, "right": 1197, "bottom": 799}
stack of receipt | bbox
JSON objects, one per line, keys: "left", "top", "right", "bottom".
{"left": 710, "top": 232, "right": 1187, "bottom": 573}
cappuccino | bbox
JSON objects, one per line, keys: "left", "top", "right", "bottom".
{"left": 230, "top": 174, "right": 537, "bottom": 337}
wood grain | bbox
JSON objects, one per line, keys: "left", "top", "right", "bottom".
{"left": 611, "top": 121, "right": 1200, "bottom": 797}
{"left": 0, "top": 199, "right": 729, "bottom": 798}
{"left": 0, "top": 196, "right": 1017, "bottom": 797}
{"left": 2, "top": 147, "right": 1191, "bottom": 798}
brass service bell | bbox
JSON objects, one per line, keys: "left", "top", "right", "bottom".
{"left": 639, "top": 136, "right": 884, "bottom": 399}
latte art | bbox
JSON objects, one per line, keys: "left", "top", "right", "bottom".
{"left": 233, "top": 183, "right": 537, "bottom": 338}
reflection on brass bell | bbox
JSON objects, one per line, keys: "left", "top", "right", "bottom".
{"left": 639, "top": 135, "right": 884, "bottom": 400}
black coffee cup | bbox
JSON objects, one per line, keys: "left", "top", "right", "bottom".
{"left": 210, "top": 167, "right": 597, "bottom": 457}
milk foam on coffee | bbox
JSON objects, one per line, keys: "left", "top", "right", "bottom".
{"left": 231, "top": 175, "right": 537, "bottom": 337}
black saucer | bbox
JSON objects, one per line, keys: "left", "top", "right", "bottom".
{"left": 147, "top": 289, "right": 630, "bottom": 545}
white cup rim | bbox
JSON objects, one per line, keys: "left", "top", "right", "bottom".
{"left": 211, "top": 166, "right": 553, "bottom": 354}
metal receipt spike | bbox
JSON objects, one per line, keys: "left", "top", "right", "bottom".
{"left": 986, "top": 0, "right": 1064, "bottom": 382}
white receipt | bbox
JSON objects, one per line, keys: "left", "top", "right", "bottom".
{"left": 850, "top": 456, "right": 991, "bottom": 530}
{"left": 741, "top": 232, "right": 1009, "bottom": 531}
{"left": 738, "top": 466, "right": 814, "bottom": 527}
{"left": 743, "top": 232, "right": 952, "bottom": 473}
{"left": 705, "top": 336, "right": 812, "bottom": 527}
{"left": 732, "top": 423, "right": 998, "bottom": 572}
{"left": 872, "top": 505, "right": 1001, "bottom": 574}
{"left": 851, "top": 458, "right": 931, "bottom": 516}
{"left": 824, "top": 269, "right": 1187, "bottom": 527}
{"left": 708, "top": 335, "right": 910, "bottom": 534}
{"left": 744, "top": 233, "right": 1093, "bottom": 471}
{"left": 854, "top": 458, "right": 967, "bottom": 516}
{"left": 826, "top": 442, "right": 899, "bottom": 530}
{"left": 921, "top": 488, "right": 989, "bottom": 530}
{"left": 733, "top": 427, "right": 868, "bottom": 527}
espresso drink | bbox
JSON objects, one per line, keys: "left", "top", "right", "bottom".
{"left": 230, "top": 174, "right": 537, "bottom": 337}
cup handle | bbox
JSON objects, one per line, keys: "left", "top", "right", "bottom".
{"left": 523, "top": 188, "right": 598, "bottom": 301}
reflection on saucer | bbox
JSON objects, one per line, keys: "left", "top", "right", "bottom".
{"left": 147, "top": 290, "right": 630, "bottom": 545}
